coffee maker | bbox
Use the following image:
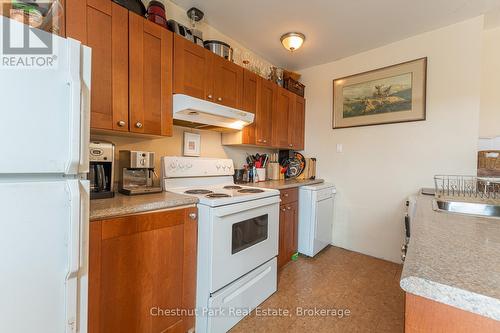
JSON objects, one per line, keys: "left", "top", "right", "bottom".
{"left": 89, "top": 141, "right": 115, "bottom": 199}
{"left": 118, "top": 150, "right": 162, "bottom": 195}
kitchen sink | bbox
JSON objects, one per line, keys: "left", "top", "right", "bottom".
{"left": 434, "top": 199, "right": 500, "bottom": 218}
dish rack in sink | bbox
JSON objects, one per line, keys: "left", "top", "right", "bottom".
{"left": 434, "top": 175, "right": 500, "bottom": 203}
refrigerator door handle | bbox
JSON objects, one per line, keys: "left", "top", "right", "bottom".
{"left": 65, "top": 39, "right": 82, "bottom": 176}
{"left": 79, "top": 44, "right": 92, "bottom": 174}
{"left": 65, "top": 179, "right": 82, "bottom": 333}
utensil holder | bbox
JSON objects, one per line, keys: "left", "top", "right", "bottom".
{"left": 266, "top": 163, "right": 280, "bottom": 180}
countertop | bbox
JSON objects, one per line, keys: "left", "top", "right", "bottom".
{"left": 245, "top": 178, "right": 325, "bottom": 190}
{"left": 400, "top": 194, "right": 500, "bottom": 321}
{"left": 90, "top": 192, "right": 198, "bottom": 221}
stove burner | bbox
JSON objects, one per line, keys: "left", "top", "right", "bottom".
{"left": 223, "top": 185, "right": 243, "bottom": 190}
{"left": 185, "top": 189, "right": 213, "bottom": 195}
{"left": 206, "top": 193, "right": 232, "bottom": 198}
{"left": 238, "top": 189, "right": 265, "bottom": 194}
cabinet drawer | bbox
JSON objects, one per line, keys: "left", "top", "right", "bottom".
{"left": 280, "top": 188, "right": 298, "bottom": 205}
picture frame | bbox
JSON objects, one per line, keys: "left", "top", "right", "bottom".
{"left": 183, "top": 132, "right": 201, "bottom": 157}
{"left": 333, "top": 57, "right": 427, "bottom": 129}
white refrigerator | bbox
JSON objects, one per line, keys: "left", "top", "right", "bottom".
{"left": 0, "top": 17, "right": 91, "bottom": 333}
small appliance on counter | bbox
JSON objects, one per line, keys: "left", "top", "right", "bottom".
{"left": 89, "top": 141, "right": 115, "bottom": 200}
{"left": 118, "top": 150, "right": 162, "bottom": 195}
{"left": 204, "top": 40, "right": 234, "bottom": 61}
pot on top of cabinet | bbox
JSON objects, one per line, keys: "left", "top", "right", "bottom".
{"left": 204, "top": 40, "right": 234, "bottom": 62}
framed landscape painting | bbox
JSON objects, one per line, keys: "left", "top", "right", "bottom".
{"left": 333, "top": 58, "right": 427, "bottom": 129}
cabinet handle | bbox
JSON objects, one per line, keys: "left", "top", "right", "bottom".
{"left": 217, "top": 97, "right": 223, "bottom": 102}
{"left": 189, "top": 213, "right": 197, "bottom": 220}
{"left": 207, "top": 94, "right": 213, "bottom": 99}
{"left": 117, "top": 120, "right": 126, "bottom": 127}
{"left": 135, "top": 122, "right": 143, "bottom": 129}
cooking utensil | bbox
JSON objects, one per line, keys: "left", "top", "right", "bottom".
{"left": 146, "top": 0, "right": 167, "bottom": 27}
{"left": 204, "top": 40, "right": 234, "bottom": 61}
{"left": 112, "top": 0, "right": 146, "bottom": 16}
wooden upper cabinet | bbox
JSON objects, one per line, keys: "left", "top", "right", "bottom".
{"left": 256, "top": 79, "right": 275, "bottom": 146}
{"left": 289, "top": 95, "right": 305, "bottom": 150}
{"left": 212, "top": 55, "right": 244, "bottom": 108}
{"left": 173, "top": 34, "right": 210, "bottom": 100}
{"left": 66, "top": 0, "right": 129, "bottom": 131}
{"left": 242, "top": 69, "right": 259, "bottom": 114}
{"left": 273, "top": 87, "right": 292, "bottom": 148}
{"left": 129, "top": 13, "right": 173, "bottom": 136}
{"left": 89, "top": 207, "right": 198, "bottom": 333}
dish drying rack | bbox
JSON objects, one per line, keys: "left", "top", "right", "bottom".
{"left": 434, "top": 175, "right": 500, "bottom": 203}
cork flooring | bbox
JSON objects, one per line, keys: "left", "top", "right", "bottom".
{"left": 230, "top": 246, "right": 404, "bottom": 333}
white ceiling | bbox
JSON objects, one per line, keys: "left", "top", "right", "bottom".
{"left": 172, "top": 0, "right": 500, "bottom": 70}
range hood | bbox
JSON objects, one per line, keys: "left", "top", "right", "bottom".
{"left": 173, "top": 94, "right": 255, "bottom": 132}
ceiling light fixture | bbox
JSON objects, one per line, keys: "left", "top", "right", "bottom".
{"left": 280, "top": 32, "right": 305, "bottom": 52}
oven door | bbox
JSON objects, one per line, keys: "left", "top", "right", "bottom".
{"left": 210, "top": 196, "right": 279, "bottom": 293}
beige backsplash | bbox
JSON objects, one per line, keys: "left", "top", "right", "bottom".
{"left": 91, "top": 126, "right": 276, "bottom": 181}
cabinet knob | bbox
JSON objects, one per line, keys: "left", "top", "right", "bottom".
{"left": 189, "top": 213, "right": 197, "bottom": 220}
{"left": 287, "top": 206, "right": 291, "bottom": 210}
{"left": 135, "top": 122, "right": 143, "bottom": 129}
{"left": 217, "top": 97, "right": 223, "bottom": 102}
{"left": 289, "top": 144, "right": 293, "bottom": 147}
{"left": 284, "top": 193, "right": 289, "bottom": 197}
{"left": 263, "top": 140, "right": 267, "bottom": 143}
{"left": 117, "top": 120, "right": 126, "bottom": 127}
{"left": 207, "top": 94, "right": 213, "bottom": 99}
{"left": 281, "top": 208, "right": 286, "bottom": 212}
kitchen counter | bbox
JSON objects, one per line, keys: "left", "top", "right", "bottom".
{"left": 245, "top": 178, "right": 325, "bottom": 190}
{"left": 400, "top": 194, "right": 500, "bottom": 321}
{"left": 90, "top": 192, "right": 198, "bottom": 221}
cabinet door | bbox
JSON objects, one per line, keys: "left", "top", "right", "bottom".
{"left": 287, "top": 201, "right": 299, "bottom": 258}
{"left": 213, "top": 56, "right": 244, "bottom": 108}
{"left": 240, "top": 70, "right": 259, "bottom": 144}
{"left": 289, "top": 95, "right": 305, "bottom": 150}
{"left": 255, "top": 79, "right": 276, "bottom": 146}
{"left": 66, "top": 0, "right": 129, "bottom": 131}
{"left": 89, "top": 208, "right": 198, "bottom": 333}
{"left": 173, "top": 34, "right": 210, "bottom": 100}
{"left": 277, "top": 205, "right": 288, "bottom": 269}
{"left": 273, "top": 87, "right": 292, "bottom": 148}
{"left": 129, "top": 14, "right": 173, "bottom": 136}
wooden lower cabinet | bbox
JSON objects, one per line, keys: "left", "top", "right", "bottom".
{"left": 89, "top": 207, "right": 197, "bottom": 333}
{"left": 277, "top": 188, "right": 299, "bottom": 269}
{"left": 405, "top": 293, "right": 500, "bottom": 333}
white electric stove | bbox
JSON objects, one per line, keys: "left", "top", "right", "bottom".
{"left": 162, "top": 157, "right": 280, "bottom": 333}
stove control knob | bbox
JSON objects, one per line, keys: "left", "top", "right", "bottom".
{"left": 178, "top": 163, "right": 185, "bottom": 169}
{"left": 216, "top": 164, "right": 221, "bottom": 170}
{"left": 170, "top": 162, "right": 176, "bottom": 169}
{"left": 186, "top": 163, "right": 193, "bottom": 169}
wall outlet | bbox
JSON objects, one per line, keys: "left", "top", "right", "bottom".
{"left": 336, "top": 144, "right": 343, "bottom": 153}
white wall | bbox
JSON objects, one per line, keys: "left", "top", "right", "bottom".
{"left": 300, "top": 17, "right": 483, "bottom": 263}
{"left": 480, "top": 26, "right": 500, "bottom": 138}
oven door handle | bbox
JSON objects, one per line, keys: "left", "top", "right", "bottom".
{"left": 214, "top": 196, "right": 280, "bottom": 218}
